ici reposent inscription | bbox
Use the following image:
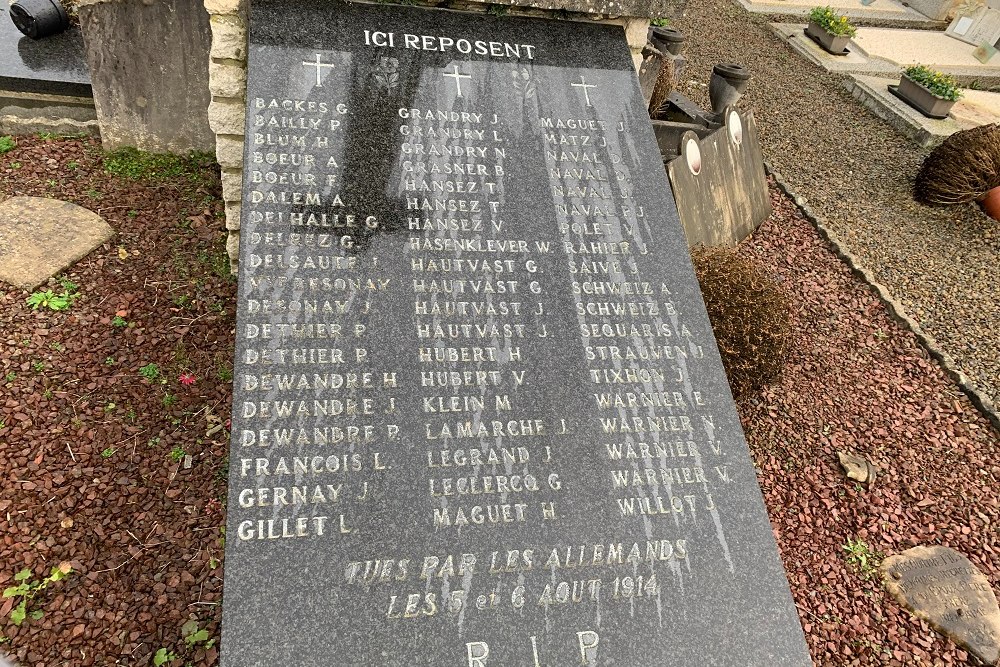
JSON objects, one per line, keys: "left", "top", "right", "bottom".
{"left": 221, "top": 1, "right": 812, "bottom": 665}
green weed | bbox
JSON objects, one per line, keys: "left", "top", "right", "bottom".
{"left": 181, "top": 619, "right": 213, "bottom": 648}
{"left": 104, "top": 147, "right": 214, "bottom": 185}
{"left": 843, "top": 538, "right": 881, "bottom": 578}
{"left": 0, "top": 136, "right": 14, "bottom": 154}
{"left": 139, "top": 363, "right": 161, "bottom": 381}
{"left": 153, "top": 648, "right": 179, "bottom": 666}
{"left": 2, "top": 563, "right": 73, "bottom": 626}
{"left": 27, "top": 278, "right": 79, "bottom": 311}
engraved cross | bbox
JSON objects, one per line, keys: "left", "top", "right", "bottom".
{"left": 442, "top": 64, "right": 472, "bottom": 97}
{"left": 571, "top": 75, "right": 597, "bottom": 107}
{"left": 303, "top": 53, "right": 335, "bottom": 87}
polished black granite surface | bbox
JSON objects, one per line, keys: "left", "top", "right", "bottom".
{"left": 0, "top": 7, "right": 90, "bottom": 96}
{"left": 221, "top": 1, "right": 811, "bottom": 664}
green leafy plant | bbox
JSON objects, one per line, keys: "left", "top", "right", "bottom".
{"left": 163, "top": 393, "right": 178, "bottom": 407}
{"left": 2, "top": 563, "right": 73, "bottom": 626}
{"left": 32, "top": 361, "right": 45, "bottom": 372}
{"left": 169, "top": 446, "right": 186, "bottom": 462}
{"left": 112, "top": 315, "right": 128, "bottom": 328}
{"left": 101, "top": 447, "right": 116, "bottom": 458}
{"left": 5, "top": 372, "right": 15, "bottom": 383}
{"left": 650, "top": 17, "right": 670, "bottom": 26}
{"left": 181, "top": 619, "right": 213, "bottom": 648}
{"left": 25, "top": 277, "right": 79, "bottom": 311}
{"left": 843, "top": 538, "right": 881, "bottom": 578}
{"left": 903, "top": 64, "right": 962, "bottom": 101}
{"left": 153, "top": 648, "right": 179, "bottom": 666}
{"left": 0, "top": 136, "right": 14, "bottom": 154}
{"left": 808, "top": 6, "right": 857, "bottom": 37}
{"left": 139, "top": 363, "right": 162, "bottom": 381}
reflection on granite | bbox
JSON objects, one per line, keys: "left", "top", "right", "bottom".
{"left": 0, "top": 6, "right": 90, "bottom": 95}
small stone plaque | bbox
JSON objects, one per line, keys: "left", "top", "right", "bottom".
{"left": 882, "top": 545, "right": 1000, "bottom": 665}
{"left": 974, "top": 41, "right": 999, "bottom": 62}
{"left": 946, "top": 6, "right": 1000, "bottom": 46}
{"left": 220, "top": 1, "right": 811, "bottom": 664}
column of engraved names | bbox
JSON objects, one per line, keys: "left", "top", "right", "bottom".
{"left": 234, "top": 82, "right": 397, "bottom": 543}
{"left": 544, "top": 109, "right": 728, "bottom": 568}
{"left": 399, "top": 96, "right": 565, "bottom": 533}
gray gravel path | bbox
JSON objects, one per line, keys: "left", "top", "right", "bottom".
{"left": 673, "top": 0, "right": 1000, "bottom": 409}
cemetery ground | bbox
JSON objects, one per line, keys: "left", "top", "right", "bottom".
{"left": 676, "top": 0, "right": 1000, "bottom": 414}
{"left": 0, "top": 128, "right": 998, "bottom": 667}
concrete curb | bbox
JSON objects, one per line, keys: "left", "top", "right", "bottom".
{"left": 0, "top": 115, "right": 99, "bottom": 137}
{"left": 765, "top": 162, "right": 1000, "bottom": 433}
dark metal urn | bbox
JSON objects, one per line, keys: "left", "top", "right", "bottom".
{"left": 9, "top": 0, "right": 70, "bottom": 39}
{"left": 709, "top": 63, "right": 751, "bottom": 114}
{"left": 648, "top": 26, "right": 686, "bottom": 55}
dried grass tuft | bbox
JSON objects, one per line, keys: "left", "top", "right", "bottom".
{"left": 915, "top": 123, "right": 1000, "bottom": 206}
{"left": 648, "top": 57, "right": 676, "bottom": 118}
{"left": 692, "top": 247, "right": 792, "bottom": 400}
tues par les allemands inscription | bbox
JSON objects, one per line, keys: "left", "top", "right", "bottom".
{"left": 221, "top": 1, "right": 811, "bottom": 664}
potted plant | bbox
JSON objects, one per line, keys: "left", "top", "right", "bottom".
{"left": 805, "top": 6, "right": 857, "bottom": 55}
{"left": 894, "top": 64, "right": 962, "bottom": 119}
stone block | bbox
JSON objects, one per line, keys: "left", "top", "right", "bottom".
{"left": 210, "top": 15, "right": 247, "bottom": 61}
{"left": 208, "top": 98, "right": 245, "bottom": 135}
{"left": 77, "top": 0, "right": 214, "bottom": 153}
{"left": 205, "top": 0, "right": 246, "bottom": 16}
{"left": 224, "top": 201, "right": 241, "bottom": 230}
{"left": 221, "top": 168, "right": 243, "bottom": 202}
{"left": 215, "top": 133, "right": 245, "bottom": 169}
{"left": 225, "top": 230, "right": 240, "bottom": 266}
{"left": 209, "top": 60, "right": 247, "bottom": 98}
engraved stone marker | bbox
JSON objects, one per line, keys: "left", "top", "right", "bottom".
{"left": 882, "top": 546, "right": 1000, "bottom": 665}
{"left": 220, "top": 1, "right": 812, "bottom": 664}
{"left": 946, "top": 6, "right": 1000, "bottom": 47}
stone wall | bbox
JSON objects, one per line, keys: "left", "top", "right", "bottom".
{"left": 204, "top": 0, "right": 653, "bottom": 273}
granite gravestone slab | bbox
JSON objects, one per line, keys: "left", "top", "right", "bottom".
{"left": 0, "top": 6, "right": 90, "bottom": 97}
{"left": 221, "top": 2, "right": 811, "bottom": 665}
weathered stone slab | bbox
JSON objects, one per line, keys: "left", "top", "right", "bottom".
{"left": 882, "top": 545, "right": 1000, "bottom": 665}
{"left": 664, "top": 109, "right": 771, "bottom": 248}
{"left": 77, "top": 0, "right": 215, "bottom": 153}
{"left": 0, "top": 197, "right": 113, "bottom": 290}
{"left": 220, "top": 1, "right": 811, "bottom": 665}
